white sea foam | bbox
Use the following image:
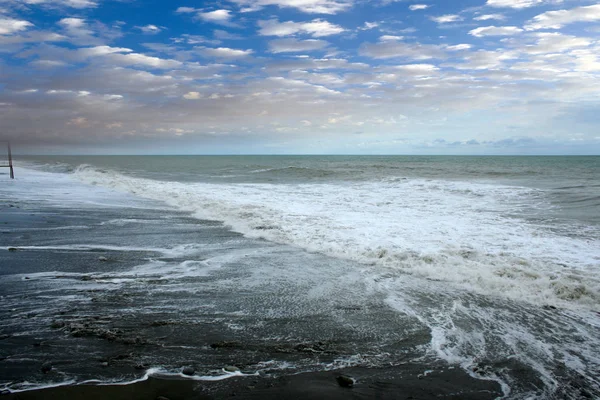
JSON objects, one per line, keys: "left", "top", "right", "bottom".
{"left": 69, "top": 164, "right": 600, "bottom": 310}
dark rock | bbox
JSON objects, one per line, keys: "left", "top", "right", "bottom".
{"left": 41, "top": 362, "right": 52, "bottom": 374}
{"left": 336, "top": 375, "right": 354, "bottom": 388}
{"left": 224, "top": 365, "right": 240, "bottom": 373}
{"left": 7, "top": 247, "right": 17, "bottom": 252}
{"left": 182, "top": 366, "right": 195, "bottom": 376}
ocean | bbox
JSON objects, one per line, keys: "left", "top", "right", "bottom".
{"left": 1, "top": 155, "right": 599, "bottom": 398}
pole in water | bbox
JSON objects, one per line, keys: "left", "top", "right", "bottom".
{"left": 7, "top": 142, "right": 14, "bottom": 179}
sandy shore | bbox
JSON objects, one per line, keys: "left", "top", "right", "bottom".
{"left": 2, "top": 365, "right": 502, "bottom": 399}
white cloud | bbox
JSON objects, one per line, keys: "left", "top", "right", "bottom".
{"left": 183, "top": 91, "right": 202, "bottom": 99}
{"left": 0, "top": 18, "right": 33, "bottom": 35}
{"left": 93, "top": 51, "right": 183, "bottom": 68}
{"left": 446, "top": 43, "right": 471, "bottom": 50}
{"left": 30, "top": 59, "right": 69, "bottom": 68}
{"left": 57, "top": 17, "right": 94, "bottom": 41}
{"left": 198, "top": 9, "right": 233, "bottom": 25}
{"left": 137, "top": 24, "right": 161, "bottom": 34}
{"left": 269, "top": 38, "right": 329, "bottom": 53}
{"left": 380, "top": 35, "right": 403, "bottom": 41}
{"left": 258, "top": 19, "right": 345, "bottom": 37}
{"left": 230, "top": 0, "right": 352, "bottom": 14}
{"left": 430, "top": 14, "right": 462, "bottom": 24}
{"left": 198, "top": 46, "right": 253, "bottom": 58}
{"left": 175, "top": 7, "right": 196, "bottom": 13}
{"left": 359, "top": 40, "right": 445, "bottom": 59}
{"left": 519, "top": 32, "right": 591, "bottom": 54}
{"left": 361, "top": 21, "right": 379, "bottom": 30}
{"left": 470, "top": 26, "right": 523, "bottom": 37}
{"left": 23, "top": 0, "right": 98, "bottom": 8}
{"left": 474, "top": 14, "right": 505, "bottom": 21}
{"left": 486, "top": 0, "right": 558, "bottom": 9}
{"left": 78, "top": 45, "right": 132, "bottom": 57}
{"left": 394, "top": 63, "right": 439, "bottom": 75}
{"left": 409, "top": 4, "right": 429, "bottom": 11}
{"left": 525, "top": 4, "right": 600, "bottom": 30}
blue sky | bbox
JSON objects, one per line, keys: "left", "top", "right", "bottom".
{"left": 1, "top": 0, "right": 600, "bottom": 154}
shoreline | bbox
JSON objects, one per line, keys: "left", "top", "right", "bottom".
{"left": 2, "top": 365, "right": 504, "bottom": 399}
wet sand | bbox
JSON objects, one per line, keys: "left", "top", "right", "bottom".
{"left": 3, "top": 365, "right": 502, "bottom": 399}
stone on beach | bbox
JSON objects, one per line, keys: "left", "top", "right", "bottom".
{"left": 224, "top": 365, "right": 240, "bottom": 373}
{"left": 336, "top": 375, "right": 354, "bottom": 388}
{"left": 182, "top": 366, "right": 195, "bottom": 376}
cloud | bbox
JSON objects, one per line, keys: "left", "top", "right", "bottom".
{"left": 22, "top": 0, "right": 98, "bottom": 8}
{"left": 474, "top": 14, "right": 505, "bottom": 21}
{"left": 73, "top": 46, "right": 182, "bottom": 68}
{"left": 394, "top": 63, "right": 439, "bottom": 76}
{"left": 469, "top": 26, "right": 523, "bottom": 37}
{"left": 409, "top": 4, "right": 429, "bottom": 11}
{"left": 137, "top": 24, "right": 161, "bottom": 34}
{"left": 258, "top": 19, "right": 345, "bottom": 37}
{"left": 230, "top": 0, "right": 353, "bottom": 14}
{"left": 379, "top": 35, "right": 403, "bottom": 41}
{"left": 486, "top": 0, "right": 557, "bottom": 9}
{"left": 78, "top": 45, "right": 132, "bottom": 57}
{"left": 183, "top": 91, "right": 202, "bottom": 99}
{"left": 521, "top": 32, "right": 591, "bottom": 54}
{"left": 0, "top": 18, "right": 33, "bottom": 35}
{"left": 525, "top": 4, "right": 600, "bottom": 30}
{"left": 108, "top": 53, "right": 183, "bottom": 68}
{"left": 359, "top": 39, "right": 445, "bottom": 60}
{"left": 430, "top": 14, "right": 462, "bottom": 24}
{"left": 268, "top": 38, "right": 329, "bottom": 53}
{"left": 446, "top": 43, "right": 471, "bottom": 50}
{"left": 197, "top": 46, "right": 253, "bottom": 58}
{"left": 198, "top": 9, "right": 234, "bottom": 25}
{"left": 175, "top": 7, "right": 196, "bottom": 13}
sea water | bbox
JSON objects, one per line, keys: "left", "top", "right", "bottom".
{"left": 1, "top": 155, "right": 599, "bottom": 398}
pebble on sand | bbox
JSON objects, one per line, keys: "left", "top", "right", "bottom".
{"left": 182, "top": 366, "right": 195, "bottom": 376}
{"left": 336, "top": 375, "right": 354, "bottom": 388}
{"left": 224, "top": 366, "right": 240, "bottom": 373}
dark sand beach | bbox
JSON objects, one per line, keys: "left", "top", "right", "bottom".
{"left": 3, "top": 366, "right": 502, "bottom": 399}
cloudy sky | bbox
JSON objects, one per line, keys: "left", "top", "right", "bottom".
{"left": 1, "top": 0, "right": 600, "bottom": 154}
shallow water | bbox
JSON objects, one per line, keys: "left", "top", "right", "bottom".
{"left": 1, "top": 156, "right": 599, "bottom": 398}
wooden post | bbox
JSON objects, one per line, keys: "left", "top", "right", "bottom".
{"left": 7, "top": 142, "right": 14, "bottom": 179}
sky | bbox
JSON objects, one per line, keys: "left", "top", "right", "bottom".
{"left": 1, "top": 0, "right": 600, "bottom": 154}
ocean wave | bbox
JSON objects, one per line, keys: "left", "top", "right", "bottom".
{"left": 69, "top": 163, "right": 600, "bottom": 311}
